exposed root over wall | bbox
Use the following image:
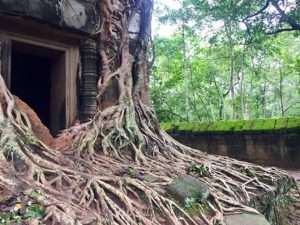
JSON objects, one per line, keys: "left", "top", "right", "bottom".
{"left": 0, "top": 0, "right": 298, "bottom": 225}
{"left": 14, "top": 96, "right": 54, "bottom": 147}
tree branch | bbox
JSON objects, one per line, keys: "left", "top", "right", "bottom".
{"left": 266, "top": 27, "right": 297, "bottom": 34}
{"left": 243, "top": 0, "right": 271, "bottom": 20}
{"left": 270, "top": 0, "right": 300, "bottom": 31}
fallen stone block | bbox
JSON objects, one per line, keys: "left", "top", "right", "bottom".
{"left": 167, "top": 175, "right": 209, "bottom": 205}
{"left": 225, "top": 213, "right": 270, "bottom": 225}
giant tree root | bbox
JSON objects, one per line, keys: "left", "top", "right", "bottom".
{"left": 283, "top": 181, "right": 300, "bottom": 225}
{"left": 0, "top": 96, "right": 297, "bottom": 225}
{"left": 14, "top": 96, "right": 54, "bottom": 146}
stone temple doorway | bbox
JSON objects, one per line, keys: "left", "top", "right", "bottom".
{"left": 11, "top": 41, "right": 66, "bottom": 135}
{"left": 0, "top": 33, "right": 79, "bottom": 136}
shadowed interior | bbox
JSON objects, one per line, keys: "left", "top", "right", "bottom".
{"left": 11, "top": 41, "right": 66, "bottom": 135}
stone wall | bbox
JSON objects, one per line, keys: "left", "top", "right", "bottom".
{"left": 171, "top": 132, "right": 300, "bottom": 168}
{"left": 162, "top": 118, "right": 300, "bottom": 169}
{"left": 0, "top": 0, "right": 99, "bottom": 34}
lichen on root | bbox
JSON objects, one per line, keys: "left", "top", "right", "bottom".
{"left": 0, "top": 0, "right": 298, "bottom": 225}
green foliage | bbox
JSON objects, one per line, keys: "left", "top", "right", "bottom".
{"left": 184, "top": 197, "right": 197, "bottom": 209}
{"left": 29, "top": 190, "right": 42, "bottom": 199}
{"left": 152, "top": 0, "right": 300, "bottom": 123}
{"left": 0, "top": 212, "right": 22, "bottom": 225}
{"left": 0, "top": 190, "right": 45, "bottom": 225}
{"left": 184, "top": 200, "right": 212, "bottom": 217}
{"left": 127, "top": 166, "right": 136, "bottom": 177}
{"left": 0, "top": 203, "right": 45, "bottom": 224}
{"left": 187, "top": 163, "right": 210, "bottom": 177}
{"left": 24, "top": 204, "right": 45, "bottom": 219}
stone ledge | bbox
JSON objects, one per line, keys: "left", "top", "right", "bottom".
{"left": 161, "top": 117, "right": 300, "bottom": 134}
{"left": 0, "top": 0, "right": 99, "bottom": 34}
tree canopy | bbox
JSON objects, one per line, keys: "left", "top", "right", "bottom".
{"left": 151, "top": 0, "right": 300, "bottom": 122}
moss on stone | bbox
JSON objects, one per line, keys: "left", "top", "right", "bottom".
{"left": 251, "top": 119, "right": 266, "bottom": 131}
{"left": 274, "top": 118, "right": 288, "bottom": 130}
{"left": 212, "top": 121, "right": 232, "bottom": 132}
{"left": 193, "top": 122, "right": 210, "bottom": 132}
{"left": 251, "top": 119, "right": 276, "bottom": 132}
{"left": 287, "top": 118, "right": 300, "bottom": 130}
{"left": 241, "top": 120, "right": 254, "bottom": 131}
{"left": 160, "top": 117, "right": 300, "bottom": 134}
{"left": 160, "top": 122, "right": 175, "bottom": 132}
{"left": 233, "top": 120, "right": 247, "bottom": 132}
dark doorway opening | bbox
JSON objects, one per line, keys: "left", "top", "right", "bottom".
{"left": 10, "top": 41, "right": 66, "bottom": 135}
{"left": 11, "top": 48, "right": 51, "bottom": 128}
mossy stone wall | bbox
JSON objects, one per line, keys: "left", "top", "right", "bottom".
{"left": 161, "top": 117, "right": 300, "bottom": 134}
{"left": 162, "top": 118, "right": 300, "bottom": 168}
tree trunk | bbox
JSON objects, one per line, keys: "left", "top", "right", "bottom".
{"left": 262, "top": 78, "right": 267, "bottom": 117}
{"left": 279, "top": 68, "right": 285, "bottom": 117}
{"left": 226, "top": 22, "right": 236, "bottom": 120}
{"left": 182, "top": 20, "right": 190, "bottom": 121}
{"left": 240, "top": 71, "right": 245, "bottom": 119}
